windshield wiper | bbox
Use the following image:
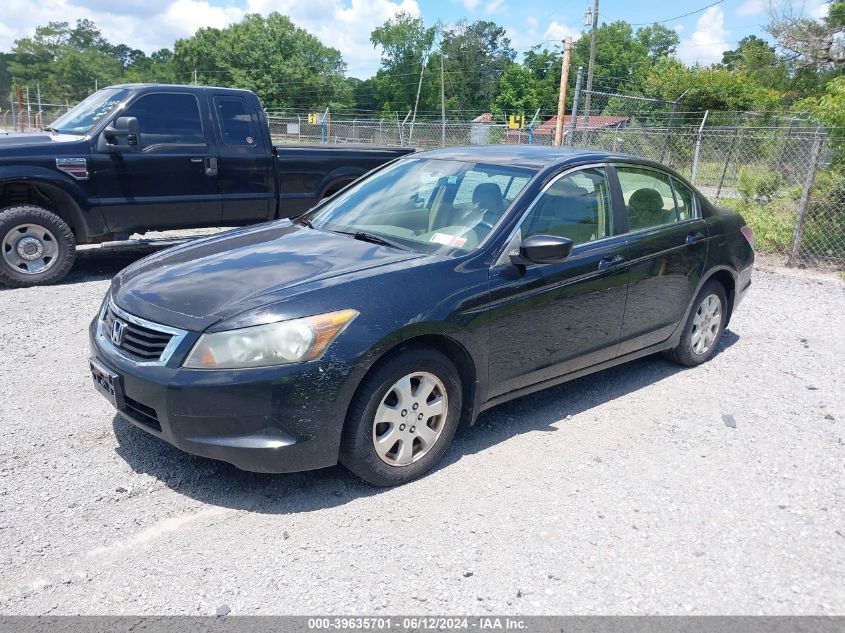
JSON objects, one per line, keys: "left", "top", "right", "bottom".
{"left": 331, "top": 230, "right": 407, "bottom": 251}
{"left": 297, "top": 217, "right": 315, "bottom": 228}
{"left": 43, "top": 126, "right": 59, "bottom": 134}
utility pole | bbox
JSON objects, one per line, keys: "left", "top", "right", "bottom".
{"left": 567, "top": 66, "right": 584, "bottom": 146}
{"left": 440, "top": 54, "right": 446, "bottom": 147}
{"left": 409, "top": 54, "right": 427, "bottom": 145}
{"left": 583, "top": 0, "right": 599, "bottom": 123}
{"left": 553, "top": 38, "right": 572, "bottom": 147}
{"left": 193, "top": 69, "right": 198, "bottom": 85}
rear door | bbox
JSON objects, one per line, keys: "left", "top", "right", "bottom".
{"left": 486, "top": 166, "right": 630, "bottom": 398}
{"left": 614, "top": 165, "right": 709, "bottom": 354}
{"left": 92, "top": 91, "right": 222, "bottom": 232}
{"left": 211, "top": 94, "right": 274, "bottom": 224}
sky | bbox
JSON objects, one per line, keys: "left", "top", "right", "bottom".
{"left": 0, "top": 0, "right": 832, "bottom": 79}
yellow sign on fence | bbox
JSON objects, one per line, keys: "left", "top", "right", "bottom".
{"left": 508, "top": 114, "right": 525, "bottom": 129}
{"left": 307, "top": 113, "right": 318, "bottom": 124}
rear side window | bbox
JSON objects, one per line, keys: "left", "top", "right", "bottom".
{"left": 617, "top": 167, "right": 680, "bottom": 231}
{"left": 214, "top": 96, "right": 257, "bottom": 147}
{"left": 122, "top": 93, "right": 204, "bottom": 146}
{"left": 672, "top": 178, "right": 697, "bottom": 220}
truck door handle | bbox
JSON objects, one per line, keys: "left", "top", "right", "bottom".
{"left": 598, "top": 253, "right": 625, "bottom": 271}
{"left": 189, "top": 157, "right": 203, "bottom": 163}
{"left": 203, "top": 156, "right": 218, "bottom": 177}
{"left": 686, "top": 231, "right": 705, "bottom": 244}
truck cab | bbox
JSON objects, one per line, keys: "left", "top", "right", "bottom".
{"left": 0, "top": 84, "right": 411, "bottom": 288}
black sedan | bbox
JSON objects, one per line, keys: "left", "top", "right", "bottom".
{"left": 89, "top": 146, "right": 754, "bottom": 486}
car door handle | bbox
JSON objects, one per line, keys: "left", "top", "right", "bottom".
{"left": 598, "top": 254, "right": 625, "bottom": 271}
{"left": 203, "top": 156, "right": 218, "bottom": 177}
{"left": 686, "top": 231, "right": 705, "bottom": 244}
{"left": 189, "top": 157, "right": 203, "bottom": 163}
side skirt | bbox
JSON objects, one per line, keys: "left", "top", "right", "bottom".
{"left": 477, "top": 337, "right": 680, "bottom": 413}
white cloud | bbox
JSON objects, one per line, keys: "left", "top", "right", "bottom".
{"left": 673, "top": 23, "right": 684, "bottom": 33}
{"left": 463, "top": 0, "right": 480, "bottom": 10}
{"left": 678, "top": 6, "right": 729, "bottom": 65}
{"left": 485, "top": 0, "right": 505, "bottom": 13}
{"left": 247, "top": 0, "right": 420, "bottom": 77}
{"left": 525, "top": 16, "right": 538, "bottom": 27}
{"left": 736, "top": 0, "right": 765, "bottom": 16}
{"left": 543, "top": 20, "right": 580, "bottom": 43}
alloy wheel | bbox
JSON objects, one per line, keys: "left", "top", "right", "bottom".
{"left": 691, "top": 293, "right": 722, "bottom": 355}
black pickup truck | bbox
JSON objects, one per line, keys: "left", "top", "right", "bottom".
{"left": 0, "top": 84, "right": 412, "bottom": 287}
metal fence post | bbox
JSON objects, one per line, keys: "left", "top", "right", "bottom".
{"left": 567, "top": 67, "right": 583, "bottom": 147}
{"left": 527, "top": 108, "right": 540, "bottom": 145}
{"left": 715, "top": 112, "right": 742, "bottom": 200}
{"left": 320, "top": 107, "right": 329, "bottom": 144}
{"left": 690, "top": 110, "right": 709, "bottom": 185}
{"left": 787, "top": 132, "right": 823, "bottom": 267}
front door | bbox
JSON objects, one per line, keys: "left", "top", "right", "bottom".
{"left": 91, "top": 91, "right": 222, "bottom": 233}
{"left": 487, "top": 166, "right": 630, "bottom": 399}
{"left": 614, "top": 166, "right": 709, "bottom": 354}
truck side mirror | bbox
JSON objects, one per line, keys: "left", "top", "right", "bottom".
{"left": 103, "top": 116, "right": 141, "bottom": 150}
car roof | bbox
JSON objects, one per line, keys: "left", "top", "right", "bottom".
{"left": 413, "top": 145, "right": 641, "bottom": 170}
{"left": 105, "top": 83, "right": 253, "bottom": 94}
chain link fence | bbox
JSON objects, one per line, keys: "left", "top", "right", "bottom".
{"left": 1, "top": 105, "right": 72, "bottom": 133}
{"left": 268, "top": 92, "right": 844, "bottom": 267}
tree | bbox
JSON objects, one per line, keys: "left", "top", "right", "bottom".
{"left": 636, "top": 24, "right": 680, "bottom": 61}
{"left": 766, "top": 0, "right": 845, "bottom": 69}
{"left": 493, "top": 63, "right": 541, "bottom": 117}
{"left": 369, "top": 13, "right": 436, "bottom": 114}
{"left": 174, "top": 13, "right": 351, "bottom": 110}
{"left": 795, "top": 75, "right": 845, "bottom": 160}
{"left": 645, "top": 59, "right": 782, "bottom": 112}
{"left": 721, "top": 35, "right": 789, "bottom": 91}
{"left": 439, "top": 20, "right": 515, "bottom": 116}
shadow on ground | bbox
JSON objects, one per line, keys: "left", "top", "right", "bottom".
{"left": 112, "top": 329, "right": 739, "bottom": 514}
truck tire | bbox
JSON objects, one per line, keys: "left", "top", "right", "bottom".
{"left": 0, "top": 205, "right": 76, "bottom": 288}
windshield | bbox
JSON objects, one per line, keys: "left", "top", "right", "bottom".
{"left": 49, "top": 88, "right": 130, "bottom": 135}
{"left": 308, "top": 158, "right": 535, "bottom": 254}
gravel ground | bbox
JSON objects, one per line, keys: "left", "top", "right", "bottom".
{"left": 0, "top": 242, "right": 843, "bottom": 616}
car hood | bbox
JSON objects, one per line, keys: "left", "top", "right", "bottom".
{"left": 112, "top": 221, "right": 427, "bottom": 331}
{"left": 0, "top": 132, "right": 85, "bottom": 147}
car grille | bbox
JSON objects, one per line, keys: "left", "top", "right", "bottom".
{"left": 102, "top": 303, "right": 177, "bottom": 362}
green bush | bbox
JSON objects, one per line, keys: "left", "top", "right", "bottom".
{"left": 737, "top": 168, "right": 783, "bottom": 202}
{"left": 720, "top": 198, "right": 795, "bottom": 253}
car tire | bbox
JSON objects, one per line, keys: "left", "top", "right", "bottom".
{"left": 0, "top": 205, "right": 76, "bottom": 288}
{"left": 340, "top": 345, "right": 463, "bottom": 486}
{"left": 663, "top": 279, "right": 728, "bottom": 367}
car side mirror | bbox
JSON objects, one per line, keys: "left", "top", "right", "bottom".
{"left": 510, "top": 234, "right": 574, "bottom": 266}
{"left": 103, "top": 116, "right": 140, "bottom": 151}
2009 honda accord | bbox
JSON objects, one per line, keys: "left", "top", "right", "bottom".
{"left": 89, "top": 146, "right": 754, "bottom": 486}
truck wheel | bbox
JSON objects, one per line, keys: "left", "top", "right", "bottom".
{"left": 0, "top": 205, "right": 76, "bottom": 288}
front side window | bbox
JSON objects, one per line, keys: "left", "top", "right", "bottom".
{"left": 309, "top": 158, "right": 535, "bottom": 254}
{"left": 214, "top": 96, "right": 257, "bottom": 146}
{"left": 617, "top": 167, "right": 679, "bottom": 231}
{"left": 519, "top": 167, "right": 613, "bottom": 246}
{"left": 122, "top": 93, "right": 204, "bottom": 146}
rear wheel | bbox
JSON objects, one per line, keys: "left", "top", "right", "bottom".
{"left": 340, "top": 346, "right": 462, "bottom": 486}
{"left": 664, "top": 279, "right": 728, "bottom": 367}
{"left": 0, "top": 205, "right": 76, "bottom": 288}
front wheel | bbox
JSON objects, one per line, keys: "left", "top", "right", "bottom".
{"left": 0, "top": 205, "right": 76, "bottom": 288}
{"left": 664, "top": 279, "right": 728, "bottom": 367}
{"left": 340, "top": 346, "right": 463, "bottom": 486}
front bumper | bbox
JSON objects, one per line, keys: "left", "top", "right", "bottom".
{"left": 88, "top": 318, "right": 357, "bottom": 473}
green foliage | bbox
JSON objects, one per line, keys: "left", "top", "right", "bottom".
{"left": 174, "top": 13, "right": 350, "bottom": 111}
{"left": 720, "top": 198, "right": 796, "bottom": 253}
{"left": 795, "top": 76, "right": 845, "bottom": 161}
{"left": 369, "top": 12, "right": 436, "bottom": 113}
{"left": 493, "top": 64, "right": 541, "bottom": 117}
{"left": 737, "top": 168, "right": 784, "bottom": 202}
{"left": 645, "top": 59, "right": 782, "bottom": 111}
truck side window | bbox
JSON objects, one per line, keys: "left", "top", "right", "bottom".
{"left": 214, "top": 96, "right": 257, "bottom": 147}
{"left": 122, "top": 93, "right": 204, "bottom": 147}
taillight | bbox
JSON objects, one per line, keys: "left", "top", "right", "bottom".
{"left": 740, "top": 225, "right": 755, "bottom": 250}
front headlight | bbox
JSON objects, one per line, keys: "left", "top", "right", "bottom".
{"left": 183, "top": 309, "right": 358, "bottom": 369}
